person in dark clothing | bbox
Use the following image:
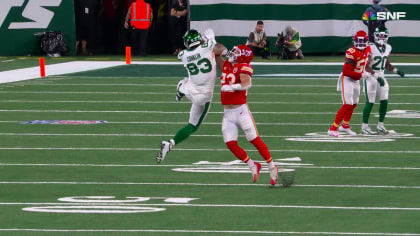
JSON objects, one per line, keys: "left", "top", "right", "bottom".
{"left": 362, "top": 0, "right": 389, "bottom": 42}
{"left": 169, "top": 0, "right": 188, "bottom": 55}
{"left": 99, "top": 0, "right": 121, "bottom": 54}
{"left": 74, "top": 0, "right": 100, "bottom": 55}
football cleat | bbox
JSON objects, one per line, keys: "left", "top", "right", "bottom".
{"left": 327, "top": 128, "right": 340, "bottom": 138}
{"left": 175, "top": 80, "right": 185, "bottom": 102}
{"left": 251, "top": 162, "right": 262, "bottom": 183}
{"left": 339, "top": 125, "right": 357, "bottom": 136}
{"left": 377, "top": 125, "right": 389, "bottom": 135}
{"left": 361, "top": 126, "right": 377, "bottom": 135}
{"left": 156, "top": 141, "right": 172, "bottom": 164}
{"left": 269, "top": 165, "right": 279, "bottom": 186}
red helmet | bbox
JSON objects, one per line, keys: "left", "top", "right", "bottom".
{"left": 353, "top": 30, "right": 369, "bottom": 50}
{"left": 227, "top": 44, "right": 254, "bottom": 64}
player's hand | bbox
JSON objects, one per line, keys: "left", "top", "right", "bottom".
{"left": 203, "top": 28, "right": 215, "bottom": 41}
{"left": 362, "top": 72, "right": 372, "bottom": 80}
{"left": 221, "top": 85, "right": 234, "bottom": 92}
{"left": 377, "top": 77, "right": 385, "bottom": 87}
{"left": 397, "top": 69, "right": 405, "bottom": 77}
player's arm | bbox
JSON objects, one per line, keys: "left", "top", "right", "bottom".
{"left": 342, "top": 59, "right": 362, "bottom": 80}
{"left": 221, "top": 73, "right": 252, "bottom": 92}
{"left": 385, "top": 56, "right": 405, "bottom": 77}
{"left": 213, "top": 43, "right": 227, "bottom": 71}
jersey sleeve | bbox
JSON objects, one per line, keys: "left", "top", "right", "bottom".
{"left": 177, "top": 50, "right": 184, "bottom": 60}
{"left": 345, "top": 48, "right": 356, "bottom": 61}
{"left": 239, "top": 64, "right": 253, "bottom": 77}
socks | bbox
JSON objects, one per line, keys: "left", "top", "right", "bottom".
{"left": 250, "top": 137, "right": 272, "bottom": 163}
{"left": 379, "top": 100, "right": 388, "bottom": 122}
{"left": 363, "top": 102, "right": 374, "bottom": 123}
{"left": 343, "top": 104, "right": 357, "bottom": 124}
{"left": 333, "top": 104, "right": 354, "bottom": 129}
{"left": 173, "top": 124, "right": 197, "bottom": 145}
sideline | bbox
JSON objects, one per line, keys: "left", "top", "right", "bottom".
{"left": 1, "top": 61, "right": 419, "bottom": 84}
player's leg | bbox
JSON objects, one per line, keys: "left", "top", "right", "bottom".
{"left": 339, "top": 79, "right": 359, "bottom": 135}
{"left": 361, "top": 78, "right": 377, "bottom": 134}
{"left": 156, "top": 101, "right": 210, "bottom": 163}
{"left": 377, "top": 79, "right": 390, "bottom": 134}
{"left": 239, "top": 105, "right": 278, "bottom": 185}
{"left": 223, "top": 108, "right": 261, "bottom": 183}
{"left": 175, "top": 77, "right": 188, "bottom": 101}
{"left": 329, "top": 76, "right": 354, "bottom": 137}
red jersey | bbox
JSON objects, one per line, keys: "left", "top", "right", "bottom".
{"left": 220, "top": 60, "right": 253, "bottom": 105}
{"left": 342, "top": 46, "right": 371, "bottom": 80}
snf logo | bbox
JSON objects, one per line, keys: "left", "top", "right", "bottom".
{"left": 363, "top": 11, "right": 407, "bottom": 21}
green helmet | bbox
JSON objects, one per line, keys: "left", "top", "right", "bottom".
{"left": 183, "top": 29, "right": 202, "bottom": 49}
{"left": 374, "top": 26, "right": 389, "bottom": 46}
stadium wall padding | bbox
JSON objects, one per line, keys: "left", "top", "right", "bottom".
{"left": 0, "top": 0, "right": 75, "bottom": 56}
{"left": 190, "top": 0, "right": 420, "bottom": 53}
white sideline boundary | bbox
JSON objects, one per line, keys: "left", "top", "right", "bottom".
{"left": 0, "top": 61, "right": 124, "bottom": 84}
{"left": 1, "top": 61, "right": 420, "bottom": 84}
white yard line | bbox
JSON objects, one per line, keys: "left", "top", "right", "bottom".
{"left": 1, "top": 202, "right": 420, "bottom": 211}
{"left": 2, "top": 120, "right": 420, "bottom": 127}
{"left": 0, "top": 133, "right": 418, "bottom": 139}
{"left": 10, "top": 83, "right": 420, "bottom": 88}
{"left": 0, "top": 229, "right": 418, "bottom": 235}
{"left": 0, "top": 163, "right": 419, "bottom": 171}
{"left": 1, "top": 91, "right": 420, "bottom": 96}
{"left": 0, "top": 147, "right": 419, "bottom": 153}
{"left": 0, "top": 181, "right": 420, "bottom": 190}
{"left": 0, "top": 110, "right": 359, "bottom": 114}
{"left": 1, "top": 100, "right": 420, "bottom": 105}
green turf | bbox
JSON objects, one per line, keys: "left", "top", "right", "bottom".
{"left": 0, "top": 63, "right": 420, "bottom": 235}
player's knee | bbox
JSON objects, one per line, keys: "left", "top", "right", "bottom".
{"left": 226, "top": 140, "right": 238, "bottom": 149}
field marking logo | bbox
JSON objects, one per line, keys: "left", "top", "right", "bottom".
{"left": 0, "top": 0, "right": 62, "bottom": 29}
{"left": 22, "top": 196, "right": 198, "bottom": 214}
{"left": 172, "top": 158, "right": 311, "bottom": 174}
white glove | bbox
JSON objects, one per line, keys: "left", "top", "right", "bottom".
{"left": 362, "top": 72, "right": 372, "bottom": 80}
{"left": 221, "top": 85, "right": 234, "bottom": 92}
{"left": 203, "top": 28, "right": 215, "bottom": 41}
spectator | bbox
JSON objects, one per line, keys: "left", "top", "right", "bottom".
{"left": 169, "top": 0, "right": 188, "bottom": 55}
{"left": 124, "top": 0, "right": 153, "bottom": 56}
{"left": 74, "top": 0, "right": 100, "bottom": 55}
{"left": 246, "top": 20, "right": 270, "bottom": 59}
{"left": 276, "top": 25, "right": 304, "bottom": 59}
{"left": 99, "top": 0, "right": 121, "bottom": 54}
{"left": 362, "top": 0, "right": 388, "bottom": 42}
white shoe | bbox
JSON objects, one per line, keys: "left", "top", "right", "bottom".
{"left": 361, "top": 126, "right": 377, "bottom": 135}
{"left": 175, "top": 80, "right": 184, "bottom": 102}
{"left": 156, "top": 141, "right": 171, "bottom": 163}
{"left": 327, "top": 129, "right": 340, "bottom": 137}
{"left": 377, "top": 125, "right": 389, "bottom": 135}
{"left": 251, "top": 162, "right": 262, "bottom": 183}
{"left": 269, "top": 165, "right": 279, "bottom": 186}
{"left": 339, "top": 125, "right": 357, "bottom": 136}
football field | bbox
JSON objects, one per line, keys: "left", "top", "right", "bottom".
{"left": 0, "top": 62, "right": 420, "bottom": 235}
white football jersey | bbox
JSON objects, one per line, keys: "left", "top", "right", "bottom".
{"left": 178, "top": 39, "right": 217, "bottom": 94}
{"left": 368, "top": 43, "right": 392, "bottom": 73}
